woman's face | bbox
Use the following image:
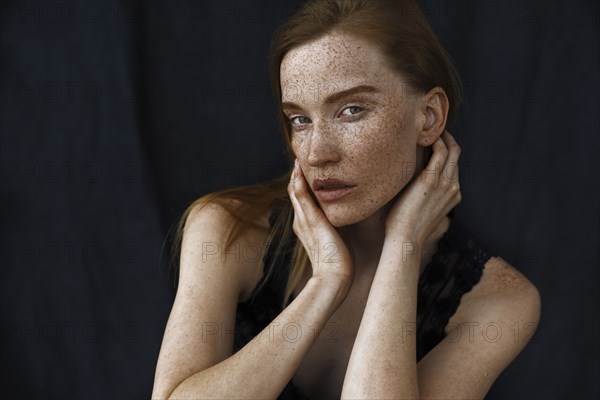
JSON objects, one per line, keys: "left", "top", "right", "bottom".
{"left": 280, "top": 31, "right": 424, "bottom": 227}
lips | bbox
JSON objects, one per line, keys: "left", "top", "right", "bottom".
{"left": 312, "top": 179, "right": 356, "bottom": 202}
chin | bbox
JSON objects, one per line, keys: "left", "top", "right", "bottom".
{"left": 320, "top": 203, "right": 380, "bottom": 228}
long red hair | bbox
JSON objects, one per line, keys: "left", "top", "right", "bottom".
{"left": 171, "top": 0, "right": 463, "bottom": 306}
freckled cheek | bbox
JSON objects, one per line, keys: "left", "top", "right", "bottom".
{"left": 347, "top": 124, "right": 414, "bottom": 188}
{"left": 290, "top": 135, "right": 311, "bottom": 174}
{"left": 292, "top": 136, "right": 310, "bottom": 162}
{"left": 382, "top": 141, "right": 416, "bottom": 189}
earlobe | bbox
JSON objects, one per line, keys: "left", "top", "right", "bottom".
{"left": 416, "top": 87, "right": 449, "bottom": 147}
{"left": 417, "top": 127, "right": 440, "bottom": 146}
{"left": 418, "top": 134, "right": 434, "bottom": 147}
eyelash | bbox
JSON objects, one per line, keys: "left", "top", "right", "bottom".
{"left": 287, "top": 105, "right": 366, "bottom": 129}
{"left": 340, "top": 106, "right": 364, "bottom": 117}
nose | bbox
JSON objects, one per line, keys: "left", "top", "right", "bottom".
{"left": 306, "top": 122, "right": 341, "bottom": 167}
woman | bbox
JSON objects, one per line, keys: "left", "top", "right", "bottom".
{"left": 152, "top": 0, "right": 541, "bottom": 398}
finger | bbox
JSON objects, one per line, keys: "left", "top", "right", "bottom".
{"left": 437, "top": 180, "right": 462, "bottom": 218}
{"left": 423, "top": 135, "right": 448, "bottom": 186}
{"left": 293, "top": 163, "right": 327, "bottom": 227}
{"left": 288, "top": 163, "right": 307, "bottom": 223}
{"left": 441, "top": 130, "right": 460, "bottom": 184}
{"left": 443, "top": 155, "right": 459, "bottom": 185}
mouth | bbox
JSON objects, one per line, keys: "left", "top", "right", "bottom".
{"left": 312, "top": 179, "right": 356, "bottom": 202}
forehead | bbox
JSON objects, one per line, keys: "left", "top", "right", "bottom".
{"left": 280, "top": 32, "right": 399, "bottom": 103}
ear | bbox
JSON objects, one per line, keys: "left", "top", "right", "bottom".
{"left": 416, "top": 87, "right": 449, "bottom": 147}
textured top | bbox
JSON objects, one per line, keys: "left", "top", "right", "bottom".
{"left": 233, "top": 208, "right": 494, "bottom": 399}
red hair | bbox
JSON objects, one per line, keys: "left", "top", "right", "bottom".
{"left": 172, "top": 0, "right": 463, "bottom": 306}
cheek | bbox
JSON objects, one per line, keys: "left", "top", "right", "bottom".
{"left": 290, "top": 135, "right": 312, "bottom": 178}
{"left": 369, "top": 145, "right": 414, "bottom": 194}
{"left": 350, "top": 115, "right": 418, "bottom": 198}
{"left": 291, "top": 138, "right": 312, "bottom": 184}
{"left": 384, "top": 137, "right": 418, "bottom": 190}
{"left": 291, "top": 134, "right": 299, "bottom": 148}
{"left": 352, "top": 113, "right": 416, "bottom": 168}
{"left": 289, "top": 136, "right": 301, "bottom": 163}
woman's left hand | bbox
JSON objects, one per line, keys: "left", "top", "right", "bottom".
{"left": 384, "top": 130, "right": 461, "bottom": 244}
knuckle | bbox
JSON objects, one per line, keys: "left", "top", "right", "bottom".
{"left": 424, "top": 175, "right": 438, "bottom": 188}
{"left": 438, "top": 177, "right": 448, "bottom": 188}
{"left": 434, "top": 144, "right": 448, "bottom": 158}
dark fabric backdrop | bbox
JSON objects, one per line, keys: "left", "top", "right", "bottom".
{"left": 0, "top": 0, "right": 598, "bottom": 398}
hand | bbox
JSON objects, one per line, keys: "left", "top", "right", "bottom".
{"left": 384, "top": 130, "right": 461, "bottom": 244}
{"left": 287, "top": 159, "right": 355, "bottom": 295}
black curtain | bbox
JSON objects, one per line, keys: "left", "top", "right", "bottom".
{"left": 0, "top": 1, "right": 597, "bottom": 398}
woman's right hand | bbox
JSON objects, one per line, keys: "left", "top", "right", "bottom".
{"left": 288, "top": 159, "right": 355, "bottom": 299}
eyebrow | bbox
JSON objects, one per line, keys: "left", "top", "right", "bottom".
{"left": 281, "top": 84, "right": 381, "bottom": 110}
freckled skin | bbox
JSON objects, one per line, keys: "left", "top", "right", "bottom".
{"left": 281, "top": 31, "right": 424, "bottom": 228}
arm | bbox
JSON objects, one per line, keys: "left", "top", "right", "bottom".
{"left": 341, "top": 235, "right": 422, "bottom": 398}
{"left": 341, "top": 130, "right": 540, "bottom": 398}
{"left": 416, "top": 256, "right": 541, "bottom": 399}
{"left": 151, "top": 202, "right": 345, "bottom": 399}
{"left": 342, "top": 131, "right": 460, "bottom": 398}
{"left": 342, "top": 250, "right": 542, "bottom": 400}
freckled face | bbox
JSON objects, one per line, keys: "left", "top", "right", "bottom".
{"left": 281, "top": 31, "right": 422, "bottom": 227}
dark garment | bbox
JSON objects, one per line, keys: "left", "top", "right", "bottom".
{"left": 233, "top": 209, "right": 495, "bottom": 399}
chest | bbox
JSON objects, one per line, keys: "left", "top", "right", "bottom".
{"left": 291, "top": 298, "right": 363, "bottom": 399}
{"left": 288, "top": 261, "right": 399, "bottom": 397}
{"left": 289, "top": 265, "right": 491, "bottom": 398}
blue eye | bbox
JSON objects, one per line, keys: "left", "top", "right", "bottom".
{"left": 289, "top": 116, "right": 311, "bottom": 126}
{"left": 340, "top": 106, "right": 364, "bottom": 117}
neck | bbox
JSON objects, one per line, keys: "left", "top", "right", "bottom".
{"left": 337, "top": 204, "right": 390, "bottom": 273}
{"left": 337, "top": 204, "right": 451, "bottom": 279}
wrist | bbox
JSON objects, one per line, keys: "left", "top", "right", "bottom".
{"left": 307, "top": 275, "right": 351, "bottom": 309}
{"left": 384, "top": 229, "right": 423, "bottom": 248}
{"left": 379, "top": 235, "right": 423, "bottom": 278}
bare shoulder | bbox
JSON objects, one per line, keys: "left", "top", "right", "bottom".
{"left": 152, "top": 199, "right": 272, "bottom": 398}
{"left": 418, "top": 256, "right": 542, "bottom": 398}
{"left": 186, "top": 197, "right": 271, "bottom": 232}
{"left": 183, "top": 197, "right": 273, "bottom": 301}
{"left": 482, "top": 256, "right": 539, "bottom": 293}
{"left": 449, "top": 255, "right": 541, "bottom": 337}
{"left": 467, "top": 256, "right": 540, "bottom": 302}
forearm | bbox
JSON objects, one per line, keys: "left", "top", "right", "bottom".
{"left": 342, "top": 236, "right": 421, "bottom": 399}
{"left": 167, "top": 277, "right": 342, "bottom": 399}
